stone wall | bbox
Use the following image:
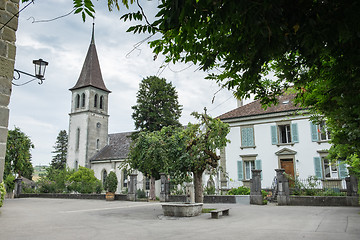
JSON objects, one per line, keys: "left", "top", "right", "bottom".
{"left": 0, "top": 0, "right": 19, "bottom": 182}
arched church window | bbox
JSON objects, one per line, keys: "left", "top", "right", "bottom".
{"left": 102, "top": 169, "right": 107, "bottom": 186}
{"left": 75, "top": 94, "right": 80, "bottom": 109}
{"left": 81, "top": 93, "right": 86, "bottom": 108}
{"left": 76, "top": 128, "right": 80, "bottom": 151}
{"left": 96, "top": 139, "right": 100, "bottom": 150}
{"left": 100, "top": 96, "right": 104, "bottom": 109}
{"left": 123, "top": 169, "right": 128, "bottom": 188}
{"left": 94, "top": 94, "right": 98, "bottom": 108}
{"left": 75, "top": 160, "right": 78, "bottom": 170}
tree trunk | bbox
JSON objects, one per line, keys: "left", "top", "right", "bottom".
{"left": 150, "top": 176, "right": 156, "bottom": 200}
{"left": 193, "top": 171, "right": 204, "bottom": 203}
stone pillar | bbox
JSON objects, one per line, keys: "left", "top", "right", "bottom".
{"left": 345, "top": 175, "right": 359, "bottom": 197}
{"left": 14, "top": 177, "right": 22, "bottom": 198}
{"left": 250, "top": 170, "right": 263, "bottom": 205}
{"left": 127, "top": 173, "right": 137, "bottom": 201}
{"left": 276, "top": 169, "right": 289, "bottom": 205}
{"left": 185, "top": 182, "right": 194, "bottom": 203}
{"left": 219, "top": 148, "right": 228, "bottom": 188}
{"left": 0, "top": 0, "right": 19, "bottom": 182}
{"left": 159, "top": 173, "right": 169, "bottom": 202}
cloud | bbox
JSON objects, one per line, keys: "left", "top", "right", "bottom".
{"left": 9, "top": 1, "right": 238, "bottom": 166}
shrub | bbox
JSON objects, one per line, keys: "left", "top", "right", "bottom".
{"left": 0, "top": 182, "right": 6, "bottom": 208}
{"left": 104, "top": 171, "right": 118, "bottom": 193}
{"left": 227, "top": 186, "right": 250, "bottom": 195}
{"left": 136, "top": 188, "right": 146, "bottom": 198}
{"left": 4, "top": 174, "right": 15, "bottom": 193}
{"left": 67, "top": 166, "right": 101, "bottom": 194}
{"left": 204, "top": 185, "right": 216, "bottom": 195}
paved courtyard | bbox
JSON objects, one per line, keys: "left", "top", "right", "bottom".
{"left": 0, "top": 198, "right": 359, "bottom": 240}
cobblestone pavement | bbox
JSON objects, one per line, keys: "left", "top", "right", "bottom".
{"left": 1, "top": 198, "right": 359, "bottom": 240}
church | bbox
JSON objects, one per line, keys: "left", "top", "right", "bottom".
{"left": 66, "top": 25, "right": 149, "bottom": 194}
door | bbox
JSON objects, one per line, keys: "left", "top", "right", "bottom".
{"left": 280, "top": 158, "right": 295, "bottom": 186}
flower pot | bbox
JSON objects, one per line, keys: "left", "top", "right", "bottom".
{"left": 106, "top": 192, "right": 115, "bottom": 201}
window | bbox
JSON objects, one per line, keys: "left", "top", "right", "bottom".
{"left": 102, "top": 170, "right": 107, "bottom": 186}
{"left": 271, "top": 123, "right": 298, "bottom": 145}
{"left": 237, "top": 158, "right": 262, "bottom": 181}
{"left": 81, "top": 93, "right": 86, "bottom": 108}
{"left": 123, "top": 169, "right": 128, "bottom": 188}
{"left": 100, "top": 96, "right": 104, "bottom": 109}
{"left": 75, "top": 160, "right": 78, "bottom": 170}
{"left": 241, "top": 126, "right": 255, "bottom": 147}
{"left": 75, "top": 94, "right": 80, "bottom": 109}
{"left": 313, "top": 156, "right": 348, "bottom": 179}
{"left": 145, "top": 177, "right": 150, "bottom": 190}
{"left": 310, "top": 121, "right": 331, "bottom": 142}
{"left": 94, "top": 94, "right": 98, "bottom": 108}
{"left": 96, "top": 139, "right": 100, "bottom": 150}
{"left": 76, "top": 128, "right": 80, "bottom": 151}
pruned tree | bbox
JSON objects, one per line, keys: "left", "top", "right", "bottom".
{"left": 51, "top": 130, "right": 68, "bottom": 170}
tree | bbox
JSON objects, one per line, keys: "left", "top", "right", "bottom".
{"left": 132, "top": 76, "right": 182, "bottom": 132}
{"left": 131, "top": 75, "right": 182, "bottom": 199}
{"left": 4, "top": 127, "right": 34, "bottom": 179}
{"left": 51, "top": 130, "right": 68, "bottom": 170}
{"left": 128, "top": 111, "right": 229, "bottom": 203}
{"left": 70, "top": 0, "right": 360, "bottom": 176}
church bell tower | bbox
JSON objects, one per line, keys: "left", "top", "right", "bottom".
{"left": 67, "top": 24, "right": 111, "bottom": 169}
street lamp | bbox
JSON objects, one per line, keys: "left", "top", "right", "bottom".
{"left": 13, "top": 58, "right": 48, "bottom": 86}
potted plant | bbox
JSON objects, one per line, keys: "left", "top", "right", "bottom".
{"left": 104, "top": 171, "right": 118, "bottom": 201}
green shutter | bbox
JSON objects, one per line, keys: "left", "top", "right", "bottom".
{"left": 338, "top": 161, "right": 348, "bottom": 179}
{"left": 255, "top": 159, "right": 262, "bottom": 179}
{"left": 247, "top": 127, "right": 254, "bottom": 146}
{"left": 291, "top": 123, "right": 299, "bottom": 143}
{"left": 313, "top": 157, "right": 323, "bottom": 179}
{"left": 241, "top": 127, "right": 255, "bottom": 147}
{"left": 237, "top": 161, "right": 243, "bottom": 180}
{"left": 271, "top": 125, "right": 278, "bottom": 145}
{"left": 310, "top": 122, "right": 319, "bottom": 142}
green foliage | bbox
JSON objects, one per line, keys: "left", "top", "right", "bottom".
{"left": 0, "top": 182, "right": 6, "bottom": 208}
{"left": 38, "top": 168, "right": 74, "bottom": 193}
{"left": 204, "top": 185, "right": 215, "bottom": 195}
{"left": 104, "top": 171, "right": 118, "bottom": 193}
{"left": 132, "top": 76, "right": 182, "bottom": 132}
{"left": 136, "top": 188, "right": 146, "bottom": 198}
{"left": 67, "top": 166, "right": 102, "bottom": 194}
{"left": 5, "top": 127, "right": 34, "bottom": 179}
{"left": 51, "top": 130, "right": 68, "bottom": 170}
{"left": 4, "top": 174, "right": 15, "bottom": 193}
{"left": 261, "top": 190, "right": 268, "bottom": 205}
{"left": 227, "top": 186, "right": 250, "bottom": 195}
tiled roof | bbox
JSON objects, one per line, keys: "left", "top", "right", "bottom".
{"left": 90, "top": 132, "right": 133, "bottom": 162}
{"left": 70, "top": 31, "right": 110, "bottom": 93}
{"left": 218, "top": 93, "right": 303, "bottom": 121}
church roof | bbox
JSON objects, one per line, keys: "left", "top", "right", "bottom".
{"left": 70, "top": 24, "right": 110, "bottom": 93}
{"left": 90, "top": 132, "right": 133, "bottom": 162}
{"left": 218, "top": 93, "right": 303, "bottom": 121}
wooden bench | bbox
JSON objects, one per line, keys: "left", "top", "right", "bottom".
{"left": 210, "top": 208, "right": 230, "bottom": 219}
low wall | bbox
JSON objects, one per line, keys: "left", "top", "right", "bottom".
{"left": 18, "top": 193, "right": 128, "bottom": 201}
{"left": 168, "top": 195, "right": 186, "bottom": 202}
{"left": 289, "top": 196, "right": 359, "bottom": 206}
{"left": 204, "top": 195, "right": 236, "bottom": 203}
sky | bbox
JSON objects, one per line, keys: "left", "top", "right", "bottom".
{"left": 9, "top": 0, "right": 248, "bottom": 166}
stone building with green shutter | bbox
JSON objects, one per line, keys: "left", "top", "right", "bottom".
{"left": 218, "top": 92, "right": 348, "bottom": 190}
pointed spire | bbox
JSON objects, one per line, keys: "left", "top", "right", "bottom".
{"left": 91, "top": 22, "right": 95, "bottom": 45}
{"left": 70, "top": 24, "right": 110, "bottom": 93}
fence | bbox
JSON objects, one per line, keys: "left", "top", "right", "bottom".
{"left": 292, "top": 177, "right": 347, "bottom": 190}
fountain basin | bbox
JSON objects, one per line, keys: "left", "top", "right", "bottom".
{"left": 161, "top": 202, "right": 203, "bottom": 217}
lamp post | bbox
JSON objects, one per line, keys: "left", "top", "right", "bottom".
{"left": 13, "top": 58, "right": 48, "bottom": 86}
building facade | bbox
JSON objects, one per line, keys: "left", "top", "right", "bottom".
{"left": 218, "top": 93, "right": 348, "bottom": 189}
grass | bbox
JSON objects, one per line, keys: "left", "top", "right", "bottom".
{"left": 202, "top": 208, "right": 216, "bottom": 213}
